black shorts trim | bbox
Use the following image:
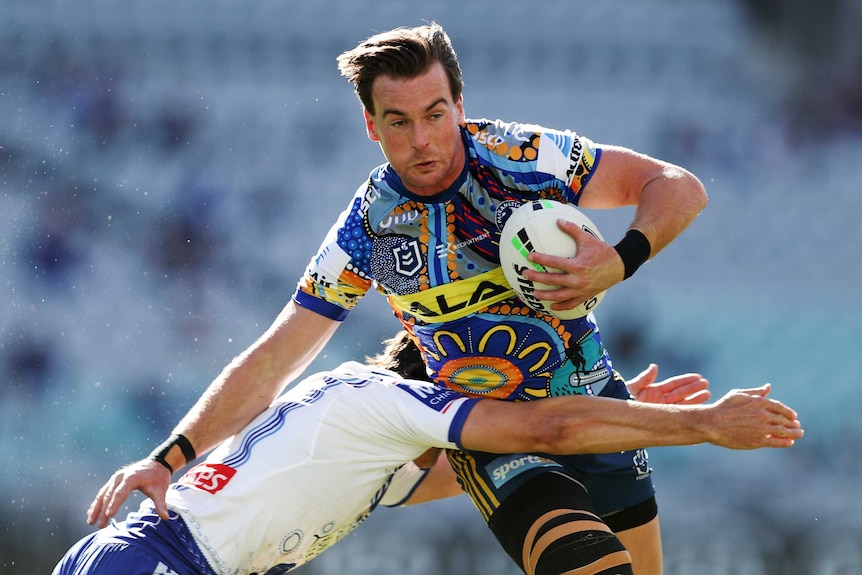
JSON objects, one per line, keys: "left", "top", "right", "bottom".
{"left": 601, "top": 495, "right": 658, "bottom": 532}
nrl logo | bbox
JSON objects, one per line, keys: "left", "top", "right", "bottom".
{"left": 392, "top": 239, "right": 423, "bottom": 276}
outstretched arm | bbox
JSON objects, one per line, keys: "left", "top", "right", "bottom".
{"left": 461, "top": 383, "right": 803, "bottom": 456}
{"left": 155, "top": 302, "right": 338, "bottom": 472}
{"left": 403, "top": 381, "right": 800, "bottom": 506}
{"left": 87, "top": 302, "right": 339, "bottom": 528}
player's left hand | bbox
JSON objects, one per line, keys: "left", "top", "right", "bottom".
{"left": 524, "top": 220, "right": 623, "bottom": 313}
{"left": 86, "top": 458, "right": 173, "bottom": 529}
{"left": 626, "top": 363, "right": 711, "bottom": 405}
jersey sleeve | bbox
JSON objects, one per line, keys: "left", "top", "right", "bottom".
{"left": 376, "top": 381, "right": 480, "bottom": 508}
{"left": 534, "top": 126, "right": 600, "bottom": 199}
{"left": 385, "top": 378, "right": 479, "bottom": 450}
{"left": 464, "top": 119, "right": 601, "bottom": 203}
{"left": 293, "top": 190, "right": 375, "bottom": 320}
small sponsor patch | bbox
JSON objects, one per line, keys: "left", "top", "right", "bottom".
{"left": 177, "top": 463, "right": 237, "bottom": 494}
{"left": 398, "top": 381, "right": 465, "bottom": 413}
{"left": 487, "top": 454, "right": 561, "bottom": 487}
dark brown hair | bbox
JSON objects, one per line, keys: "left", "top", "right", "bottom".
{"left": 366, "top": 330, "right": 432, "bottom": 382}
{"left": 337, "top": 22, "right": 463, "bottom": 115}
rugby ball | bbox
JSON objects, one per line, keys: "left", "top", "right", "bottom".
{"left": 499, "top": 199, "right": 606, "bottom": 319}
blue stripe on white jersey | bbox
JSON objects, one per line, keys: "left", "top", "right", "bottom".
{"left": 223, "top": 382, "right": 339, "bottom": 468}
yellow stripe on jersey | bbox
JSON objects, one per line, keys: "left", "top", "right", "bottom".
{"left": 387, "top": 267, "right": 515, "bottom": 324}
{"left": 446, "top": 449, "right": 501, "bottom": 522}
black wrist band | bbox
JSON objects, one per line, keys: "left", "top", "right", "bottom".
{"left": 150, "top": 452, "right": 174, "bottom": 474}
{"left": 613, "top": 229, "right": 651, "bottom": 280}
{"left": 148, "top": 434, "right": 197, "bottom": 474}
{"left": 173, "top": 433, "right": 197, "bottom": 463}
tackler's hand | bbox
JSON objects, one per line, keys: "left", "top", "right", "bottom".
{"left": 706, "top": 384, "right": 804, "bottom": 449}
{"left": 627, "top": 364, "right": 711, "bottom": 405}
{"left": 86, "top": 459, "right": 173, "bottom": 529}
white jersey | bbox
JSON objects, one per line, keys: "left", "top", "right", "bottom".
{"left": 158, "top": 361, "right": 479, "bottom": 575}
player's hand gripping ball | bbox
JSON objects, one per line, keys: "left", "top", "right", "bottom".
{"left": 500, "top": 199, "right": 606, "bottom": 319}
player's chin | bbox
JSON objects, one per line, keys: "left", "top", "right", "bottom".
{"left": 401, "top": 168, "right": 445, "bottom": 193}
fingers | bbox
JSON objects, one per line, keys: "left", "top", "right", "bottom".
{"left": 735, "top": 390, "right": 800, "bottom": 425}
{"left": 637, "top": 363, "right": 659, "bottom": 385}
{"left": 659, "top": 373, "right": 711, "bottom": 405}
{"left": 626, "top": 364, "right": 659, "bottom": 396}
{"left": 709, "top": 385, "right": 804, "bottom": 450}
{"left": 763, "top": 395, "right": 799, "bottom": 423}
{"left": 85, "top": 460, "right": 174, "bottom": 528}
{"left": 759, "top": 435, "right": 797, "bottom": 448}
{"left": 760, "top": 422, "right": 805, "bottom": 447}
{"left": 102, "top": 476, "right": 135, "bottom": 528}
{"left": 149, "top": 487, "right": 172, "bottom": 521}
{"left": 673, "top": 389, "right": 711, "bottom": 405}
{"left": 722, "top": 385, "right": 798, "bottom": 422}
{"left": 737, "top": 383, "right": 771, "bottom": 397}
{"left": 87, "top": 470, "right": 128, "bottom": 528}
{"left": 525, "top": 220, "right": 620, "bottom": 304}
{"left": 556, "top": 218, "right": 598, "bottom": 242}
{"left": 86, "top": 476, "right": 116, "bottom": 526}
{"left": 635, "top": 372, "right": 711, "bottom": 405}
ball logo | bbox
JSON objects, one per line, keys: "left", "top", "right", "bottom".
{"left": 178, "top": 463, "right": 237, "bottom": 494}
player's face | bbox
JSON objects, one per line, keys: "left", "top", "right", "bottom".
{"left": 365, "top": 62, "right": 466, "bottom": 197}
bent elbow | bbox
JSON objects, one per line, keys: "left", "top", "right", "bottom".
{"left": 686, "top": 170, "right": 709, "bottom": 213}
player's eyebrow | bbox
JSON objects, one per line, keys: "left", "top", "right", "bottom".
{"left": 381, "top": 98, "right": 448, "bottom": 118}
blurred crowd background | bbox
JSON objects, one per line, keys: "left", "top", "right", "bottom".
{"left": 2, "top": 1, "right": 861, "bottom": 573}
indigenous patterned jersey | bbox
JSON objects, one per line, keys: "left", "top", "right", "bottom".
{"left": 295, "top": 119, "right": 616, "bottom": 401}
{"left": 163, "top": 361, "right": 477, "bottom": 575}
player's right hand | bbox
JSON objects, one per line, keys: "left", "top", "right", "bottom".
{"left": 86, "top": 458, "right": 172, "bottom": 528}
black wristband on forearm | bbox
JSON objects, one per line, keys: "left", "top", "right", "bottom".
{"left": 613, "top": 229, "right": 651, "bottom": 280}
{"left": 148, "top": 434, "right": 197, "bottom": 474}
{"left": 149, "top": 451, "right": 173, "bottom": 474}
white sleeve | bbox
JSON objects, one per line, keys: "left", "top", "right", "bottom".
{"left": 379, "top": 462, "right": 429, "bottom": 507}
{"left": 384, "top": 379, "right": 479, "bottom": 450}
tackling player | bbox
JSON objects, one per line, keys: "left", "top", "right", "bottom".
{"left": 54, "top": 332, "right": 803, "bottom": 575}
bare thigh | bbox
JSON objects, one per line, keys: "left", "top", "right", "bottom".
{"left": 616, "top": 515, "right": 662, "bottom": 575}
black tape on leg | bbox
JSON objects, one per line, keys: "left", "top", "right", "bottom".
{"left": 488, "top": 472, "right": 631, "bottom": 574}
{"left": 602, "top": 496, "right": 658, "bottom": 533}
{"left": 538, "top": 530, "right": 632, "bottom": 575}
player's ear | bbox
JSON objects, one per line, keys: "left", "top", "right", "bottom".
{"left": 364, "top": 109, "right": 380, "bottom": 142}
{"left": 456, "top": 94, "right": 465, "bottom": 124}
